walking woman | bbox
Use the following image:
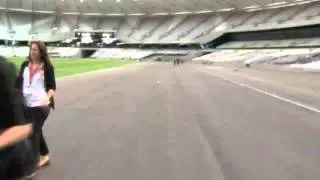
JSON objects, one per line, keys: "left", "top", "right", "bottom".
{"left": 16, "top": 41, "right": 56, "bottom": 168}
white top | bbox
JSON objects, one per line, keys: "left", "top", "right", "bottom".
{"left": 22, "top": 66, "right": 48, "bottom": 107}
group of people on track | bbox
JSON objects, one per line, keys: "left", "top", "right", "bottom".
{"left": 173, "top": 58, "right": 184, "bottom": 66}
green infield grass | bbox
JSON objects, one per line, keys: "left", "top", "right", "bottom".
{"left": 8, "top": 57, "right": 136, "bottom": 78}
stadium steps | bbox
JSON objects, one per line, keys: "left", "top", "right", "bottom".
{"left": 232, "top": 12, "right": 258, "bottom": 28}
{"left": 157, "top": 15, "right": 188, "bottom": 41}
{"left": 115, "top": 17, "right": 126, "bottom": 35}
{"left": 257, "top": 8, "right": 283, "bottom": 25}
{"left": 176, "top": 15, "right": 212, "bottom": 41}
{"left": 195, "top": 13, "right": 234, "bottom": 40}
{"left": 281, "top": 3, "right": 314, "bottom": 23}
{"left": 127, "top": 17, "right": 146, "bottom": 39}
{"left": 141, "top": 17, "right": 168, "bottom": 42}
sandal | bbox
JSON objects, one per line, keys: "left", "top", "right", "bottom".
{"left": 37, "top": 156, "right": 51, "bottom": 168}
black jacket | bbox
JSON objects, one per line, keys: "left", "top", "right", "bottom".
{"left": 0, "top": 56, "right": 35, "bottom": 180}
{"left": 15, "top": 60, "right": 56, "bottom": 109}
{"left": 0, "top": 56, "right": 26, "bottom": 129}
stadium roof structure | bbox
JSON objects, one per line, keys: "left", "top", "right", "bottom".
{"left": 0, "top": 0, "right": 319, "bottom": 16}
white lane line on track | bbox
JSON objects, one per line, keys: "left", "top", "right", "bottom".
{"left": 198, "top": 68, "right": 320, "bottom": 114}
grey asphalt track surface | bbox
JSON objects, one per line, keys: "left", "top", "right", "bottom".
{"left": 37, "top": 62, "right": 320, "bottom": 180}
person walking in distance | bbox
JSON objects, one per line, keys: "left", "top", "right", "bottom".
{"left": 16, "top": 41, "right": 57, "bottom": 168}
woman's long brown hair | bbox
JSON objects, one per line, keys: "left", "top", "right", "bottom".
{"left": 28, "top": 41, "right": 52, "bottom": 67}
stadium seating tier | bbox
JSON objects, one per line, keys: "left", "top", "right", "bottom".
{"left": 0, "top": 2, "right": 319, "bottom": 43}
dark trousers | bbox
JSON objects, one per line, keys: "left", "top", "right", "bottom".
{"left": 25, "top": 106, "right": 50, "bottom": 162}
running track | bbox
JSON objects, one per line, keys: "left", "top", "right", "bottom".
{"left": 37, "top": 62, "right": 320, "bottom": 180}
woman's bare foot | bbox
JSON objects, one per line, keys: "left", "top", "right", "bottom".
{"left": 38, "top": 155, "right": 51, "bottom": 168}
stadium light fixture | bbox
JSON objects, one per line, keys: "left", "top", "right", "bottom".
{"left": 267, "top": 1, "right": 288, "bottom": 6}
{"left": 127, "top": 13, "right": 146, "bottom": 16}
{"left": 0, "top": 7, "right": 55, "bottom": 13}
{"left": 265, "top": 0, "right": 314, "bottom": 9}
{"left": 245, "top": 8, "right": 264, "bottom": 12}
{"left": 34, "top": 10, "right": 55, "bottom": 14}
{"left": 151, "top": 12, "right": 170, "bottom": 15}
{"left": 194, "top": 10, "right": 213, "bottom": 14}
{"left": 294, "top": 1, "right": 310, "bottom": 4}
{"left": 117, "top": 0, "right": 121, "bottom": 2}
{"left": 63, "top": 12, "right": 80, "bottom": 15}
{"left": 217, "top": 8, "right": 235, "bottom": 12}
{"left": 295, "top": 0, "right": 320, "bottom": 4}
{"left": 84, "top": 13, "right": 104, "bottom": 16}
{"left": 172, "top": 12, "right": 193, "bottom": 15}
{"left": 293, "top": 0, "right": 320, "bottom": 2}
{"left": 246, "top": 0, "right": 318, "bottom": 11}
{"left": 104, "top": 13, "right": 125, "bottom": 16}
{"left": 266, "top": 3, "right": 295, "bottom": 8}
{"left": 9, "top": 8, "right": 32, "bottom": 12}
{"left": 242, "top": 5, "right": 261, "bottom": 9}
